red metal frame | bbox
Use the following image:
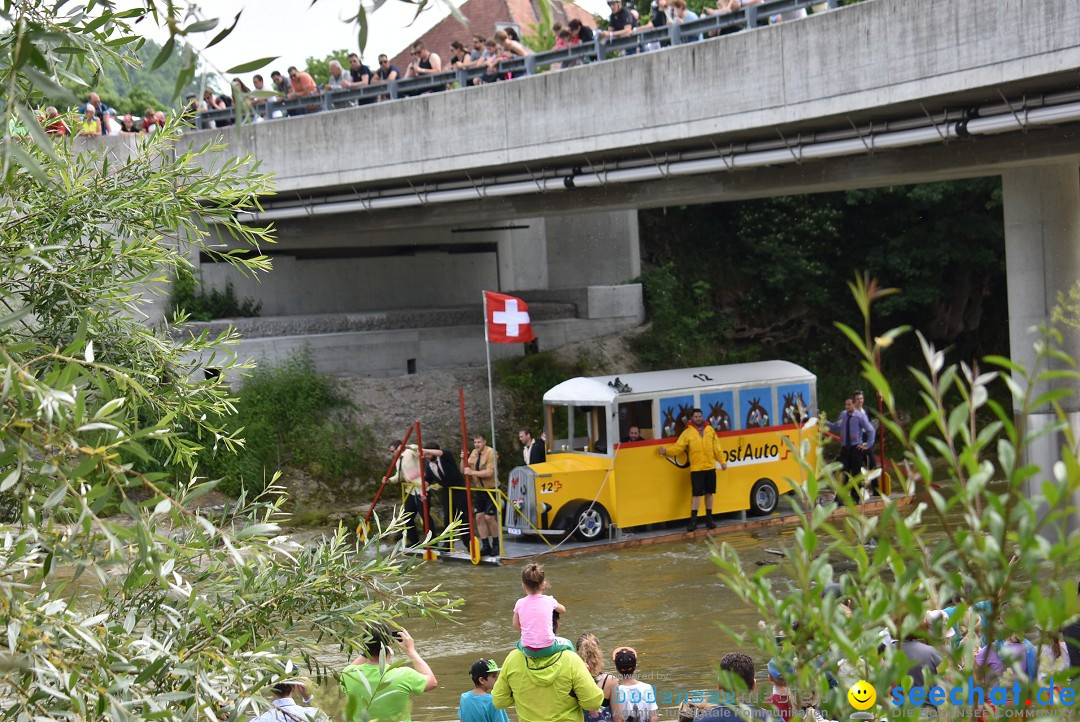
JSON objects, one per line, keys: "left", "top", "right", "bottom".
{"left": 363, "top": 422, "right": 416, "bottom": 527}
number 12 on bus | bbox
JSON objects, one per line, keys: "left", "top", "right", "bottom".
{"left": 503, "top": 361, "right": 818, "bottom": 542}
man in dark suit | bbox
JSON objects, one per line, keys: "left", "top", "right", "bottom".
{"left": 421, "top": 442, "right": 468, "bottom": 550}
{"left": 518, "top": 428, "right": 546, "bottom": 465}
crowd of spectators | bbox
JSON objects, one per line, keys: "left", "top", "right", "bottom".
{"left": 34, "top": 91, "right": 172, "bottom": 138}
{"left": 38, "top": 0, "right": 824, "bottom": 135}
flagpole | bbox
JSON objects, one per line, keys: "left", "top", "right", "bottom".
{"left": 482, "top": 291, "right": 498, "bottom": 478}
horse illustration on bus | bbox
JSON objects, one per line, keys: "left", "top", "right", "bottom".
{"left": 503, "top": 360, "right": 819, "bottom": 542}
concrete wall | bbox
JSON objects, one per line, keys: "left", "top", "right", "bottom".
{"left": 175, "top": 0, "right": 1080, "bottom": 195}
{"left": 198, "top": 208, "right": 640, "bottom": 315}
{"left": 222, "top": 288, "right": 645, "bottom": 378}
{"left": 546, "top": 210, "right": 640, "bottom": 288}
{"left": 200, "top": 251, "right": 499, "bottom": 316}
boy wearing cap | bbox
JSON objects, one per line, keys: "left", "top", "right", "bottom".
{"left": 460, "top": 659, "right": 509, "bottom": 722}
{"left": 612, "top": 647, "right": 658, "bottom": 722}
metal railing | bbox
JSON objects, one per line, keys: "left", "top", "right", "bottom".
{"left": 194, "top": 0, "right": 838, "bottom": 130}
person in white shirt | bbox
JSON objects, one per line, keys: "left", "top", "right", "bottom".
{"left": 612, "top": 647, "right": 659, "bottom": 722}
{"left": 251, "top": 676, "right": 324, "bottom": 722}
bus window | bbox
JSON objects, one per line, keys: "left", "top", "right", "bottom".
{"left": 545, "top": 403, "right": 610, "bottom": 454}
{"left": 618, "top": 400, "right": 654, "bottom": 441}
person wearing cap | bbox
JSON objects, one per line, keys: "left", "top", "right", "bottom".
{"left": 491, "top": 642, "right": 602, "bottom": 722}
{"left": 611, "top": 647, "right": 658, "bottom": 722}
{"left": 460, "top": 659, "right": 509, "bottom": 722}
{"left": 251, "top": 670, "right": 323, "bottom": 722}
{"left": 765, "top": 659, "right": 794, "bottom": 721}
{"left": 341, "top": 625, "right": 437, "bottom": 722}
{"left": 598, "top": 0, "right": 637, "bottom": 43}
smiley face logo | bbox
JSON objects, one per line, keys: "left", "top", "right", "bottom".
{"left": 847, "top": 680, "right": 876, "bottom": 710}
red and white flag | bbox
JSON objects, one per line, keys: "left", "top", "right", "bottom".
{"left": 484, "top": 291, "right": 536, "bottom": 344}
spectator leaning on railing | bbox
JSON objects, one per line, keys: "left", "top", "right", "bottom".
{"left": 599, "top": 0, "right": 637, "bottom": 42}
{"left": 404, "top": 41, "right": 443, "bottom": 79}
{"left": 325, "top": 59, "right": 350, "bottom": 90}
{"left": 286, "top": 66, "right": 319, "bottom": 98}
{"left": 347, "top": 53, "right": 371, "bottom": 85}
{"left": 374, "top": 54, "right": 399, "bottom": 82}
{"left": 270, "top": 70, "right": 291, "bottom": 97}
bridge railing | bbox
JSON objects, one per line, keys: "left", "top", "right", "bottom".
{"left": 194, "top": 0, "right": 837, "bottom": 130}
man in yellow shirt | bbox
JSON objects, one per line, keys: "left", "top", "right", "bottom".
{"left": 658, "top": 408, "right": 727, "bottom": 531}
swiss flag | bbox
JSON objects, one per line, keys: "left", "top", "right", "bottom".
{"left": 485, "top": 291, "right": 537, "bottom": 344}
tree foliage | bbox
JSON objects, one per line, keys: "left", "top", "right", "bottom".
{"left": 712, "top": 276, "right": 1080, "bottom": 720}
{"left": 0, "top": 3, "right": 459, "bottom": 721}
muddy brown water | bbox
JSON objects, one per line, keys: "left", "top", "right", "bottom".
{"left": 320, "top": 495, "right": 965, "bottom": 722}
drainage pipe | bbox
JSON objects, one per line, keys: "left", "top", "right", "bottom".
{"left": 241, "top": 98, "right": 1080, "bottom": 222}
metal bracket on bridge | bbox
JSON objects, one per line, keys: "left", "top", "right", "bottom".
{"left": 919, "top": 102, "right": 950, "bottom": 142}
{"left": 406, "top": 179, "right": 428, "bottom": 207}
{"left": 465, "top": 172, "right": 485, "bottom": 200}
{"left": 997, "top": 89, "right": 1028, "bottom": 133}
{"left": 524, "top": 165, "right": 547, "bottom": 194}
{"left": 709, "top": 139, "right": 736, "bottom": 172}
{"left": 645, "top": 147, "right": 671, "bottom": 179}
{"left": 776, "top": 129, "right": 802, "bottom": 165}
{"left": 847, "top": 116, "right": 873, "bottom": 153}
{"left": 583, "top": 153, "right": 608, "bottom": 186}
{"left": 350, "top": 186, "right": 374, "bottom": 212}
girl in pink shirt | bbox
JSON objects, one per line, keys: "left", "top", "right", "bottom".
{"left": 513, "top": 563, "right": 570, "bottom": 657}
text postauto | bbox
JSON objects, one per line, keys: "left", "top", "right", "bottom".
{"left": 890, "top": 680, "right": 1076, "bottom": 708}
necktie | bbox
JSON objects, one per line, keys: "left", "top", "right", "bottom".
{"left": 846, "top": 413, "right": 855, "bottom": 447}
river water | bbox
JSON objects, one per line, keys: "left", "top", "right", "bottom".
{"left": 341, "top": 494, "right": 960, "bottom": 722}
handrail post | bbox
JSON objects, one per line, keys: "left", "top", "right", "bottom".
{"left": 456, "top": 68, "right": 469, "bottom": 89}
{"left": 525, "top": 54, "right": 536, "bottom": 76}
{"left": 389, "top": 80, "right": 399, "bottom": 100}
{"left": 593, "top": 36, "right": 603, "bottom": 63}
{"left": 668, "top": 21, "right": 681, "bottom": 46}
{"left": 746, "top": 4, "right": 759, "bottom": 27}
{"left": 322, "top": 90, "right": 333, "bottom": 112}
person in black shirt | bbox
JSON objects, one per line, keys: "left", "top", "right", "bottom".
{"left": 599, "top": 0, "right": 637, "bottom": 44}
{"left": 568, "top": 18, "right": 594, "bottom": 44}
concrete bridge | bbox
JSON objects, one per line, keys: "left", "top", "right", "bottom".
{"left": 168, "top": 0, "right": 1080, "bottom": 533}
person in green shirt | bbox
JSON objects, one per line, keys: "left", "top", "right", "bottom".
{"left": 341, "top": 626, "right": 437, "bottom": 722}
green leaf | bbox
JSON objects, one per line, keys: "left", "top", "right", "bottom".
{"left": 150, "top": 36, "right": 175, "bottom": 71}
{"left": 235, "top": 523, "right": 281, "bottom": 539}
{"left": 0, "top": 467, "right": 19, "bottom": 492}
{"left": 226, "top": 57, "right": 278, "bottom": 74}
{"left": 182, "top": 18, "right": 219, "bottom": 34}
{"left": 206, "top": 11, "right": 242, "bottom": 48}
{"left": 356, "top": 3, "right": 368, "bottom": 54}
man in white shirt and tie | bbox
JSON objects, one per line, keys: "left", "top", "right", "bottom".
{"left": 519, "top": 428, "right": 546, "bottom": 465}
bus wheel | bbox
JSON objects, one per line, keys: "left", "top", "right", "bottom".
{"left": 574, "top": 503, "right": 610, "bottom": 542}
{"left": 749, "top": 479, "right": 779, "bottom": 515}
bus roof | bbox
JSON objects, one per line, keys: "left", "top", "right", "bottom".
{"left": 543, "top": 361, "right": 815, "bottom": 405}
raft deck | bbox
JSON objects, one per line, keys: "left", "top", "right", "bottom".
{"left": 418, "top": 492, "right": 914, "bottom": 566}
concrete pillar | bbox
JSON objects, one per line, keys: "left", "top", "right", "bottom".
{"left": 496, "top": 220, "right": 549, "bottom": 291}
{"left": 1002, "top": 164, "right": 1080, "bottom": 540}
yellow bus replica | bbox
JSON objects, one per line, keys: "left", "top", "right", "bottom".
{"left": 504, "top": 361, "right": 818, "bottom": 541}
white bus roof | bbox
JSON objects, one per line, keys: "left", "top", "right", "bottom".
{"left": 543, "top": 361, "right": 815, "bottom": 405}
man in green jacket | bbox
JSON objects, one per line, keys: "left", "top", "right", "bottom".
{"left": 491, "top": 647, "right": 603, "bottom": 722}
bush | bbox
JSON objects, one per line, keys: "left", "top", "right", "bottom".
{"left": 169, "top": 268, "right": 261, "bottom": 321}
{"left": 712, "top": 277, "right": 1079, "bottom": 720}
{"left": 197, "top": 350, "right": 381, "bottom": 497}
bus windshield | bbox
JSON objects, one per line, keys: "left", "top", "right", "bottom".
{"left": 545, "top": 403, "right": 610, "bottom": 455}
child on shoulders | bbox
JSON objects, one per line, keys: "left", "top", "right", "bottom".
{"left": 513, "top": 562, "right": 572, "bottom": 657}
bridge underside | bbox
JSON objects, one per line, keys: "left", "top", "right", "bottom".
{"left": 283, "top": 122, "right": 1080, "bottom": 232}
